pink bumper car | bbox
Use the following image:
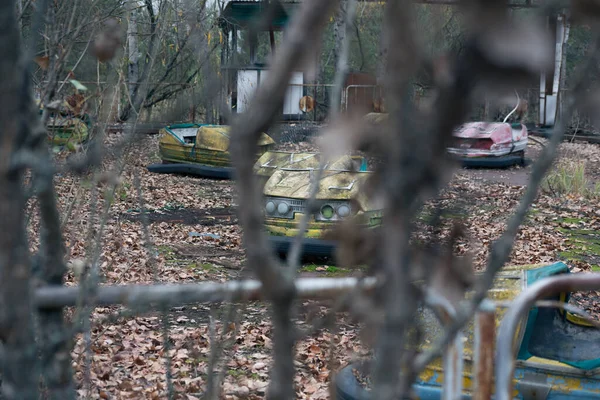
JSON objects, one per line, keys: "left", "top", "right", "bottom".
{"left": 448, "top": 121, "right": 528, "bottom": 167}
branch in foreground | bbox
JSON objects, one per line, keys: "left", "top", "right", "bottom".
{"left": 0, "top": 1, "right": 39, "bottom": 399}
{"left": 228, "top": 0, "right": 339, "bottom": 295}
{"left": 287, "top": 0, "right": 358, "bottom": 273}
{"left": 227, "top": 3, "right": 338, "bottom": 397}
{"left": 34, "top": 277, "right": 378, "bottom": 309}
{"left": 372, "top": 0, "right": 423, "bottom": 398}
{"left": 330, "top": 0, "right": 358, "bottom": 115}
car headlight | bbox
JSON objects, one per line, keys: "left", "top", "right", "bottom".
{"left": 264, "top": 197, "right": 300, "bottom": 219}
{"left": 315, "top": 202, "right": 353, "bottom": 221}
{"left": 337, "top": 204, "right": 351, "bottom": 218}
{"left": 320, "top": 205, "right": 335, "bottom": 219}
{"left": 277, "top": 202, "right": 290, "bottom": 215}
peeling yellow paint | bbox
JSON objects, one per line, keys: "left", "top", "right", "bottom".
{"left": 254, "top": 151, "right": 365, "bottom": 186}
{"left": 263, "top": 169, "right": 372, "bottom": 202}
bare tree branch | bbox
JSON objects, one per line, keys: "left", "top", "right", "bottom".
{"left": 120, "top": 0, "right": 163, "bottom": 121}
{"left": 228, "top": 4, "right": 340, "bottom": 395}
{"left": 331, "top": 0, "right": 358, "bottom": 115}
{"left": 371, "top": 1, "right": 423, "bottom": 398}
{"left": 0, "top": 1, "right": 38, "bottom": 398}
{"left": 228, "top": 0, "right": 338, "bottom": 291}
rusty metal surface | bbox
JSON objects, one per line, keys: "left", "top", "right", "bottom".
{"left": 262, "top": 168, "right": 372, "bottom": 202}
{"left": 517, "top": 371, "right": 551, "bottom": 399}
{"left": 157, "top": 124, "right": 274, "bottom": 167}
{"left": 253, "top": 151, "right": 359, "bottom": 182}
{"left": 473, "top": 301, "right": 495, "bottom": 400}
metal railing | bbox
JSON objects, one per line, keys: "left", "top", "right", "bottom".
{"left": 343, "top": 84, "right": 384, "bottom": 113}
{"left": 30, "top": 262, "right": 600, "bottom": 398}
{"left": 435, "top": 273, "right": 600, "bottom": 399}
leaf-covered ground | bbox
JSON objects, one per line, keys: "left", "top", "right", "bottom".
{"left": 40, "top": 133, "right": 600, "bottom": 398}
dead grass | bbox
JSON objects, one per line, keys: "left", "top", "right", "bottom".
{"left": 542, "top": 160, "right": 600, "bottom": 199}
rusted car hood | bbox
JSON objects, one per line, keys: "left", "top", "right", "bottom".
{"left": 263, "top": 169, "right": 371, "bottom": 202}
{"left": 157, "top": 123, "right": 274, "bottom": 168}
{"left": 254, "top": 151, "right": 361, "bottom": 176}
{"left": 363, "top": 112, "right": 389, "bottom": 124}
{"left": 363, "top": 114, "right": 528, "bottom": 149}
{"left": 453, "top": 121, "right": 527, "bottom": 144}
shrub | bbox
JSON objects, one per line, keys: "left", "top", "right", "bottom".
{"left": 542, "top": 160, "right": 600, "bottom": 198}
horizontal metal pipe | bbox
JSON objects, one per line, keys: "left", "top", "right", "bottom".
{"left": 35, "top": 276, "right": 378, "bottom": 309}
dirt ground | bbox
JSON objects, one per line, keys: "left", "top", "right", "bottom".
{"left": 47, "top": 131, "right": 600, "bottom": 399}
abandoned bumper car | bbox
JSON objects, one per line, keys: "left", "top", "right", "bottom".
{"left": 364, "top": 93, "right": 529, "bottom": 168}
{"left": 448, "top": 94, "right": 529, "bottom": 167}
{"left": 147, "top": 123, "right": 275, "bottom": 179}
{"left": 447, "top": 121, "right": 528, "bottom": 168}
{"left": 39, "top": 97, "right": 91, "bottom": 149}
{"left": 46, "top": 114, "right": 91, "bottom": 149}
{"left": 336, "top": 262, "right": 600, "bottom": 399}
{"left": 256, "top": 151, "right": 380, "bottom": 259}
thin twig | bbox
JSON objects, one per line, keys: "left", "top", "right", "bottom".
{"left": 162, "top": 307, "right": 174, "bottom": 400}
{"left": 371, "top": 0, "right": 422, "bottom": 398}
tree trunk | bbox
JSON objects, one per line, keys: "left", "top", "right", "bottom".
{"left": 35, "top": 142, "right": 76, "bottom": 400}
{"left": 332, "top": 2, "right": 345, "bottom": 76}
{"left": 120, "top": 0, "right": 158, "bottom": 121}
{"left": 559, "top": 16, "right": 570, "bottom": 123}
{"left": 127, "top": 7, "right": 139, "bottom": 102}
{"left": 331, "top": 0, "right": 358, "bottom": 116}
{"left": 17, "top": 0, "right": 23, "bottom": 31}
{"left": 0, "top": 1, "right": 38, "bottom": 399}
{"left": 197, "top": 2, "right": 215, "bottom": 124}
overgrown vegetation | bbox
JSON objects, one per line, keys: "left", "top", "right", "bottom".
{"left": 542, "top": 160, "right": 600, "bottom": 198}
